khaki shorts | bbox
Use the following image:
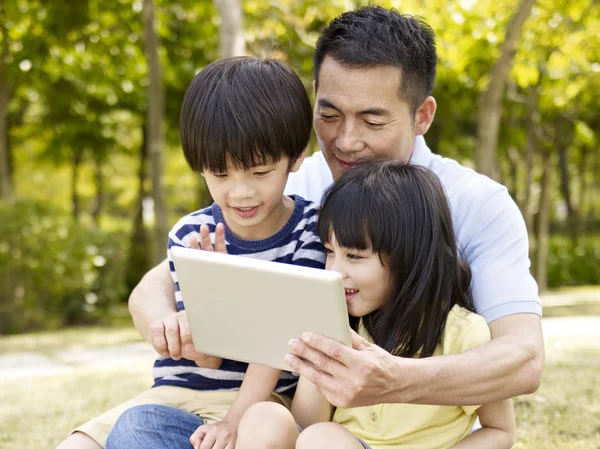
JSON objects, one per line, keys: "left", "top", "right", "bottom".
{"left": 75, "top": 386, "right": 292, "bottom": 448}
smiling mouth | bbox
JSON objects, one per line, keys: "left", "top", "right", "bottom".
{"left": 335, "top": 155, "right": 361, "bottom": 170}
{"left": 344, "top": 288, "right": 359, "bottom": 301}
{"left": 232, "top": 206, "right": 259, "bottom": 218}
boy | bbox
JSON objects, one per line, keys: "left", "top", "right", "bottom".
{"left": 82, "top": 57, "right": 325, "bottom": 449}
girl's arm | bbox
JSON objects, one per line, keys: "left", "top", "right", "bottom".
{"left": 291, "top": 374, "right": 335, "bottom": 429}
{"left": 451, "top": 399, "right": 516, "bottom": 449}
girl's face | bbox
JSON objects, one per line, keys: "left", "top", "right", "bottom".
{"left": 324, "top": 232, "right": 394, "bottom": 317}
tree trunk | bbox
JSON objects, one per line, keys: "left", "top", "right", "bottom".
{"left": 507, "top": 146, "right": 520, "bottom": 202}
{"left": 577, "top": 146, "right": 590, "bottom": 228}
{"left": 0, "top": 6, "right": 12, "bottom": 200}
{"left": 142, "top": 0, "right": 168, "bottom": 265}
{"left": 126, "top": 125, "right": 151, "bottom": 295}
{"left": 522, "top": 86, "right": 538, "bottom": 237}
{"left": 475, "top": 0, "right": 536, "bottom": 180}
{"left": 535, "top": 151, "right": 552, "bottom": 292}
{"left": 91, "top": 155, "right": 103, "bottom": 228}
{"left": 557, "top": 138, "right": 574, "bottom": 218}
{"left": 71, "top": 150, "right": 83, "bottom": 222}
{"left": 213, "top": 0, "right": 245, "bottom": 58}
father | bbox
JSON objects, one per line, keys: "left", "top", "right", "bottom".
{"left": 58, "top": 5, "right": 543, "bottom": 449}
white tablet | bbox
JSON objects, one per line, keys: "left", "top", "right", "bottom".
{"left": 170, "top": 246, "right": 351, "bottom": 371}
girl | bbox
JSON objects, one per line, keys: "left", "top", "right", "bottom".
{"left": 235, "top": 159, "right": 516, "bottom": 449}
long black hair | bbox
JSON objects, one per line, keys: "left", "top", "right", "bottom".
{"left": 318, "top": 159, "right": 474, "bottom": 358}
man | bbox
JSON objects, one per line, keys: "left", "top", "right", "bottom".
{"left": 61, "top": 6, "right": 543, "bottom": 449}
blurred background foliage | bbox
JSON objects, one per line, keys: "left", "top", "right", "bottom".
{"left": 0, "top": 0, "right": 598, "bottom": 334}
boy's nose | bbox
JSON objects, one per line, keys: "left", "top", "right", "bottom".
{"left": 230, "top": 183, "right": 256, "bottom": 199}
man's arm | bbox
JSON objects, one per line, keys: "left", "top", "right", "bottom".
{"left": 285, "top": 314, "right": 543, "bottom": 408}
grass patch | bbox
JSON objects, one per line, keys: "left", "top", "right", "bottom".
{"left": 0, "top": 325, "right": 142, "bottom": 356}
{"left": 0, "top": 366, "right": 151, "bottom": 449}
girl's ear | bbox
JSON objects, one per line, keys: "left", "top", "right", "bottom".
{"left": 290, "top": 152, "right": 306, "bottom": 173}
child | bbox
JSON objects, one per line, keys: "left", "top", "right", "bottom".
{"left": 103, "top": 57, "right": 325, "bottom": 449}
{"left": 235, "top": 160, "right": 516, "bottom": 449}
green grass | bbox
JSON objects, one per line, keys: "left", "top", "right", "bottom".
{"left": 0, "top": 286, "right": 599, "bottom": 449}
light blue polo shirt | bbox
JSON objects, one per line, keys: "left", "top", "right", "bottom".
{"left": 285, "top": 136, "right": 541, "bottom": 323}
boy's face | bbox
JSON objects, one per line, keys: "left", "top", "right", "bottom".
{"left": 203, "top": 155, "right": 304, "bottom": 240}
{"left": 313, "top": 56, "right": 435, "bottom": 180}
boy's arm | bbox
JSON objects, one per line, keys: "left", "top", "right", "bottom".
{"left": 190, "top": 364, "right": 282, "bottom": 448}
{"left": 224, "top": 364, "right": 282, "bottom": 424}
{"left": 450, "top": 399, "right": 516, "bottom": 449}
{"left": 291, "top": 373, "right": 335, "bottom": 429}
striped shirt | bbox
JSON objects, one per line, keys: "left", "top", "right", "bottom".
{"left": 152, "top": 195, "right": 326, "bottom": 394}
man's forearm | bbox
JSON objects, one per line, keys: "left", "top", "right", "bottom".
{"left": 388, "top": 314, "right": 544, "bottom": 405}
{"left": 128, "top": 259, "right": 176, "bottom": 342}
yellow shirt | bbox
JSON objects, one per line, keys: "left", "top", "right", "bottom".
{"left": 332, "top": 305, "right": 491, "bottom": 449}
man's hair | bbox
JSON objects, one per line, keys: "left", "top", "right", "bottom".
{"left": 314, "top": 5, "right": 437, "bottom": 116}
{"left": 318, "top": 160, "right": 474, "bottom": 358}
{"left": 180, "top": 56, "right": 312, "bottom": 173}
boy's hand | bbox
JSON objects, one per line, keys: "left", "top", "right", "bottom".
{"left": 190, "top": 420, "right": 237, "bottom": 449}
{"left": 195, "top": 223, "right": 227, "bottom": 253}
{"left": 149, "top": 310, "right": 222, "bottom": 368}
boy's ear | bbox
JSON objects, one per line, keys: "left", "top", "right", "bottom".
{"left": 312, "top": 80, "right": 316, "bottom": 95}
{"left": 290, "top": 151, "right": 306, "bottom": 173}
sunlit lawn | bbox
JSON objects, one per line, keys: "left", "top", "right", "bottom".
{"left": 1, "top": 288, "right": 599, "bottom": 449}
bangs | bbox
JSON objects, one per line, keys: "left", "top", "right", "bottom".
{"left": 318, "top": 176, "right": 397, "bottom": 256}
{"left": 180, "top": 57, "right": 312, "bottom": 174}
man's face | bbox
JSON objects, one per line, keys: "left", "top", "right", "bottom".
{"left": 314, "top": 57, "right": 421, "bottom": 180}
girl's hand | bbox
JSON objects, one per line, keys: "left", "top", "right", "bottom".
{"left": 192, "top": 223, "right": 227, "bottom": 253}
{"left": 190, "top": 420, "right": 237, "bottom": 449}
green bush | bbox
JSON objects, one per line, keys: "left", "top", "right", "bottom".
{"left": 0, "top": 199, "right": 127, "bottom": 334}
{"left": 547, "top": 234, "right": 600, "bottom": 288}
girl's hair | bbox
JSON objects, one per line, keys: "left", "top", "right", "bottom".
{"left": 180, "top": 56, "right": 312, "bottom": 174}
{"left": 318, "top": 159, "right": 475, "bottom": 358}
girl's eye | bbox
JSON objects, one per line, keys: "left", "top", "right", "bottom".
{"left": 347, "top": 253, "right": 362, "bottom": 260}
{"left": 324, "top": 248, "right": 334, "bottom": 255}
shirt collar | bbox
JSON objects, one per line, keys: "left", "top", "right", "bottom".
{"left": 409, "top": 135, "right": 432, "bottom": 167}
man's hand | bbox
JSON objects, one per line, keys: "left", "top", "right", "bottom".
{"left": 190, "top": 420, "right": 237, "bottom": 449}
{"left": 285, "top": 330, "right": 411, "bottom": 408}
{"left": 149, "top": 309, "right": 222, "bottom": 368}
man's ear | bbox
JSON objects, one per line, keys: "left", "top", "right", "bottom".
{"left": 290, "top": 151, "right": 306, "bottom": 173}
{"left": 414, "top": 96, "right": 436, "bottom": 136}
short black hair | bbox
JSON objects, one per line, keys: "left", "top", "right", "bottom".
{"left": 180, "top": 56, "right": 312, "bottom": 173}
{"left": 314, "top": 5, "right": 437, "bottom": 116}
{"left": 318, "top": 160, "right": 474, "bottom": 358}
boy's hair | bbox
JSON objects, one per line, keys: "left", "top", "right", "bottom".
{"left": 180, "top": 56, "right": 312, "bottom": 174}
{"left": 318, "top": 160, "right": 474, "bottom": 359}
{"left": 314, "top": 5, "right": 437, "bottom": 116}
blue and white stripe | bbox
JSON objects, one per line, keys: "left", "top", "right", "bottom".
{"left": 154, "top": 195, "right": 325, "bottom": 393}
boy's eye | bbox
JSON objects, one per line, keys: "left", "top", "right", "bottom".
{"left": 253, "top": 170, "right": 272, "bottom": 176}
{"left": 212, "top": 173, "right": 228, "bottom": 179}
